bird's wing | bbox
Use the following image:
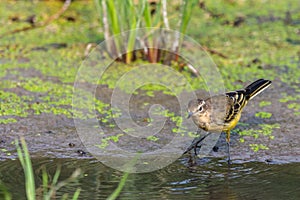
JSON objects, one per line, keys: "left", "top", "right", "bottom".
{"left": 224, "top": 90, "right": 247, "bottom": 123}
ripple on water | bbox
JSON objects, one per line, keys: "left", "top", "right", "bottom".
{"left": 0, "top": 158, "right": 299, "bottom": 199}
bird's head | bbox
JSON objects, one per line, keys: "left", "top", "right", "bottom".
{"left": 187, "top": 99, "right": 207, "bottom": 119}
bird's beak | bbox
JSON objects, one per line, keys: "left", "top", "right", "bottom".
{"left": 187, "top": 112, "right": 193, "bottom": 119}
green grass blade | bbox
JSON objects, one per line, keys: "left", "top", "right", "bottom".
{"left": 46, "top": 167, "right": 81, "bottom": 199}
{"left": 52, "top": 165, "right": 61, "bottom": 187}
{"left": 106, "top": 172, "right": 129, "bottom": 200}
{"left": 0, "top": 181, "right": 12, "bottom": 200}
{"left": 152, "top": 0, "right": 162, "bottom": 28}
{"left": 143, "top": 0, "right": 152, "bottom": 28}
{"left": 16, "top": 140, "right": 25, "bottom": 168}
{"left": 16, "top": 137, "right": 36, "bottom": 200}
{"left": 44, "top": 166, "right": 61, "bottom": 200}
{"left": 135, "top": 0, "right": 146, "bottom": 27}
{"left": 119, "top": 0, "right": 128, "bottom": 31}
{"left": 126, "top": 0, "right": 137, "bottom": 63}
{"left": 106, "top": 0, "right": 120, "bottom": 35}
{"left": 72, "top": 188, "right": 81, "bottom": 200}
{"left": 180, "top": 0, "right": 197, "bottom": 35}
{"left": 106, "top": 0, "right": 121, "bottom": 57}
{"left": 61, "top": 194, "right": 68, "bottom": 200}
{"left": 106, "top": 153, "right": 141, "bottom": 200}
{"left": 42, "top": 166, "right": 48, "bottom": 199}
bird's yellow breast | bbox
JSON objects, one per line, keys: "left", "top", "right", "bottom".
{"left": 224, "top": 112, "right": 241, "bottom": 131}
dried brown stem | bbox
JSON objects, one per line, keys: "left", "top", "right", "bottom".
{"left": 203, "top": 46, "right": 228, "bottom": 59}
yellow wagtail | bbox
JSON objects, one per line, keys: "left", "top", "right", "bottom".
{"left": 185, "top": 79, "right": 272, "bottom": 163}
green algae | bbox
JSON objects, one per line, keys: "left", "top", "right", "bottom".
{"left": 0, "top": 91, "right": 30, "bottom": 118}
{"left": 238, "top": 123, "right": 279, "bottom": 151}
{"left": 249, "top": 143, "right": 269, "bottom": 152}
{"left": 255, "top": 111, "right": 272, "bottom": 119}
{"left": 259, "top": 101, "right": 272, "bottom": 107}
{"left": 0, "top": 118, "right": 17, "bottom": 124}
{"left": 287, "top": 103, "right": 300, "bottom": 115}
{"left": 146, "top": 136, "right": 159, "bottom": 142}
{"left": 279, "top": 93, "right": 300, "bottom": 116}
{"left": 96, "top": 134, "right": 124, "bottom": 149}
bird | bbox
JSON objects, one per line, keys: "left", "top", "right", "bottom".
{"left": 185, "top": 79, "right": 272, "bottom": 163}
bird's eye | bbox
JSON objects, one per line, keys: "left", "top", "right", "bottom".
{"left": 198, "top": 106, "right": 203, "bottom": 112}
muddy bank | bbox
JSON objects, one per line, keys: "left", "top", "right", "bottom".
{"left": 1, "top": 80, "right": 299, "bottom": 164}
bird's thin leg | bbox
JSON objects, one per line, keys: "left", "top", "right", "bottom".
{"left": 184, "top": 132, "right": 211, "bottom": 155}
{"left": 226, "top": 130, "right": 232, "bottom": 164}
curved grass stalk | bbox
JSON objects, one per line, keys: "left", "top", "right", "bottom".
{"left": 106, "top": 153, "right": 141, "bottom": 200}
{"left": 15, "top": 137, "right": 81, "bottom": 200}
{"left": 0, "top": 181, "right": 12, "bottom": 200}
{"left": 16, "top": 137, "right": 36, "bottom": 200}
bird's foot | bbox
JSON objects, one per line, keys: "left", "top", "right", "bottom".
{"left": 227, "top": 159, "right": 232, "bottom": 165}
{"left": 183, "top": 133, "right": 211, "bottom": 155}
{"left": 183, "top": 141, "right": 202, "bottom": 155}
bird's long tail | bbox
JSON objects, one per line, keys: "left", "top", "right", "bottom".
{"left": 245, "top": 79, "right": 272, "bottom": 100}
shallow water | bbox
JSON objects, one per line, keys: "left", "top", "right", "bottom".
{"left": 0, "top": 157, "right": 299, "bottom": 200}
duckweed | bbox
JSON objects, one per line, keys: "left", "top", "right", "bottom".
{"left": 239, "top": 123, "right": 279, "bottom": 151}
{"left": 96, "top": 134, "right": 124, "bottom": 149}
{"left": 255, "top": 111, "right": 272, "bottom": 119}
{"left": 259, "top": 101, "right": 272, "bottom": 107}
{"left": 146, "top": 136, "right": 159, "bottom": 142}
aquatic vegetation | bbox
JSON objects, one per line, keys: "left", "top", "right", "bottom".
{"left": 0, "top": 91, "right": 30, "bottom": 118}
{"left": 287, "top": 103, "right": 300, "bottom": 115}
{"left": 279, "top": 93, "right": 300, "bottom": 115}
{"left": 239, "top": 123, "right": 279, "bottom": 151}
{"left": 97, "top": 133, "right": 124, "bottom": 149}
{"left": 255, "top": 111, "right": 272, "bottom": 119}
{"left": 279, "top": 93, "right": 300, "bottom": 103}
{"left": 249, "top": 143, "right": 269, "bottom": 152}
{"left": 0, "top": 118, "right": 17, "bottom": 124}
{"left": 259, "top": 101, "right": 272, "bottom": 107}
{"left": 146, "top": 136, "right": 159, "bottom": 142}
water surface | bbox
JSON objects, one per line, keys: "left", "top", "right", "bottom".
{"left": 0, "top": 157, "right": 299, "bottom": 199}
